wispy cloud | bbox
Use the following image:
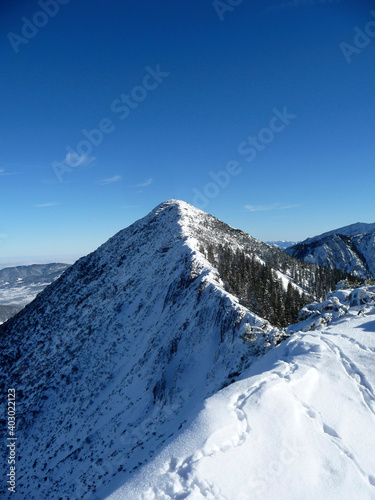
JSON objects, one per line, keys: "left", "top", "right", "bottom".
{"left": 48, "top": 154, "right": 96, "bottom": 183}
{"left": 0, "top": 168, "right": 20, "bottom": 176}
{"left": 129, "top": 178, "right": 153, "bottom": 188}
{"left": 34, "top": 202, "right": 60, "bottom": 208}
{"left": 97, "top": 175, "right": 122, "bottom": 186}
{"left": 64, "top": 153, "right": 96, "bottom": 168}
{"left": 244, "top": 203, "right": 301, "bottom": 212}
{"left": 244, "top": 203, "right": 278, "bottom": 212}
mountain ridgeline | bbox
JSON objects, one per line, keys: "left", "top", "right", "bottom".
{"left": 188, "top": 214, "right": 349, "bottom": 327}
{"left": 0, "top": 201, "right": 352, "bottom": 499}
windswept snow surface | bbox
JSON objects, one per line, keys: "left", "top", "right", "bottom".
{"left": 108, "top": 291, "right": 375, "bottom": 500}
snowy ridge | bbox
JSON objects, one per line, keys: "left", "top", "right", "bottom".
{"left": 108, "top": 284, "right": 375, "bottom": 500}
{"left": 175, "top": 201, "right": 326, "bottom": 297}
{"left": 303, "top": 222, "right": 375, "bottom": 244}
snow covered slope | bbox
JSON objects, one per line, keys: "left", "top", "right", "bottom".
{"left": 108, "top": 285, "right": 375, "bottom": 500}
{"left": 286, "top": 223, "right": 375, "bottom": 278}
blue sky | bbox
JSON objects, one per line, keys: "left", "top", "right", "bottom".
{"left": 1, "top": 0, "right": 375, "bottom": 263}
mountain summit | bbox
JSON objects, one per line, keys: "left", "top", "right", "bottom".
{"left": 0, "top": 200, "right": 347, "bottom": 499}
{"left": 0, "top": 200, "right": 277, "bottom": 498}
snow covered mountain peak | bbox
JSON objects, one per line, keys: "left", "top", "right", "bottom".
{"left": 139, "top": 198, "right": 212, "bottom": 226}
{"left": 151, "top": 198, "right": 196, "bottom": 213}
{"left": 0, "top": 201, "right": 359, "bottom": 499}
{"left": 0, "top": 200, "right": 285, "bottom": 499}
{"left": 146, "top": 198, "right": 244, "bottom": 243}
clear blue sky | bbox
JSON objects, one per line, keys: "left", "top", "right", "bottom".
{"left": 1, "top": 0, "right": 375, "bottom": 264}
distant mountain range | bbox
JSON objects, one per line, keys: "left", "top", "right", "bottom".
{"left": 266, "top": 240, "right": 298, "bottom": 250}
{"left": 286, "top": 222, "right": 375, "bottom": 279}
{"left": 0, "top": 200, "right": 350, "bottom": 499}
{"left": 0, "top": 263, "right": 70, "bottom": 324}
